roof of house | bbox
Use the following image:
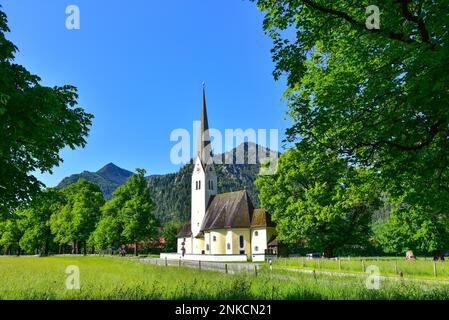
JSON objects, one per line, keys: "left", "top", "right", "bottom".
{"left": 200, "top": 190, "right": 254, "bottom": 232}
{"left": 251, "top": 208, "right": 276, "bottom": 228}
{"left": 176, "top": 220, "right": 192, "bottom": 238}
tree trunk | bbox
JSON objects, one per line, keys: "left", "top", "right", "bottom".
{"left": 44, "top": 239, "right": 49, "bottom": 256}
{"left": 434, "top": 250, "right": 445, "bottom": 261}
{"left": 83, "top": 241, "right": 87, "bottom": 256}
{"left": 16, "top": 242, "right": 21, "bottom": 256}
{"left": 324, "top": 247, "right": 333, "bottom": 259}
{"left": 135, "top": 242, "right": 138, "bottom": 256}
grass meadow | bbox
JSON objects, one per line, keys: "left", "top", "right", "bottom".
{"left": 271, "top": 257, "right": 449, "bottom": 280}
{"left": 0, "top": 256, "right": 449, "bottom": 300}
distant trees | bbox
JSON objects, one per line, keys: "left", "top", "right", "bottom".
{"left": 0, "top": 170, "right": 160, "bottom": 256}
{"left": 161, "top": 221, "right": 183, "bottom": 253}
{"left": 376, "top": 205, "right": 449, "bottom": 258}
{"left": 92, "top": 169, "right": 159, "bottom": 255}
{"left": 50, "top": 179, "right": 104, "bottom": 254}
{"left": 19, "top": 189, "right": 64, "bottom": 255}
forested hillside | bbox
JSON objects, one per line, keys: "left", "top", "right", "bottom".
{"left": 57, "top": 142, "right": 279, "bottom": 224}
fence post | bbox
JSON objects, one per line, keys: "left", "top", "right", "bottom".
{"left": 199, "top": 260, "right": 201, "bottom": 271}
{"left": 362, "top": 260, "right": 365, "bottom": 272}
{"left": 165, "top": 257, "right": 167, "bottom": 267}
{"left": 178, "top": 258, "right": 181, "bottom": 269}
{"left": 434, "top": 260, "right": 437, "bottom": 277}
{"left": 225, "top": 263, "right": 228, "bottom": 274}
{"left": 254, "top": 265, "right": 258, "bottom": 277}
{"left": 338, "top": 257, "right": 341, "bottom": 271}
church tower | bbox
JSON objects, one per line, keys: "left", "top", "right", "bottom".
{"left": 191, "top": 83, "right": 217, "bottom": 253}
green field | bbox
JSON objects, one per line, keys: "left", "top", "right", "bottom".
{"left": 271, "top": 257, "right": 449, "bottom": 280}
{"left": 1, "top": 256, "right": 449, "bottom": 300}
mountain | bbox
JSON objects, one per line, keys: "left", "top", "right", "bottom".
{"left": 57, "top": 142, "right": 279, "bottom": 224}
{"left": 57, "top": 163, "right": 134, "bottom": 199}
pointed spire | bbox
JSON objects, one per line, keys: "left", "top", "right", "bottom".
{"left": 197, "top": 82, "right": 212, "bottom": 165}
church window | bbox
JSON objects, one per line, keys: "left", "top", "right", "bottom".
{"left": 239, "top": 235, "right": 244, "bottom": 248}
{"left": 198, "top": 181, "right": 201, "bottom": 189}
{"left": 227, "top": 243, "right": 230, "bottom": 250}
{"left": 255, "top": 246, "right": 259, "bottom": 252}
{"left": 209, "top": 167, "right": 213, "bottom": 171}
{"left": 195, "top": 181, "right": 198, "bottom": 190}
{"left": 206, "top": 244, "right": 210, "bottom": 251}
{"left": 213, "top": 236, "right": 216, "bottom": 242}
{"left": 255, "top": 231, "right": 258, "bottom": 236}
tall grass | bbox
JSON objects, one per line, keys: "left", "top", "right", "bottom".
{"left": 273, "top": 257, "right": 449, "bottom": 279}
{"left": 0, "top": 256, "right": 449, "bottom": 300}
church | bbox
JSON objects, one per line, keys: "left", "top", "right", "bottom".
{"left": 173, "top": 84, "right": 277, "bottom": 262}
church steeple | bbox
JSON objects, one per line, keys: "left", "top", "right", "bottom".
{"left": 197, "top": 82, "right": 212, "bottom": 165}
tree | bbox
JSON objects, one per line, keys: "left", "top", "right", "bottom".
{"left": 90, "top": 201, "right": 123, "bottom": 252}
{"left": 118, "top": 169, "right": 159, "bottom": 256}
{"left": 19, "top": 188, "right": 64, "bottom": 255}
{"left": 255, "top": 1, "right": 449, "bottom": 238}
{"left": 50, "top": 179, "right": 104, "bottom": 254}
{"left": 0, "top": 214, "right": 25, "bottom": 255}
{"left": 0, "top": 8, "right": 93, "bottom": 211}
{"left": 161, "top": 220, "right": 183, "bottom": 253}
{"left": 376, "top": 204, "right": 449, "bottom": 258}
{"left": 92, "top": 169, "right": 159, "bottom": 255}
{"left": 256, "top": 146, "right": 381, "bottom": 257}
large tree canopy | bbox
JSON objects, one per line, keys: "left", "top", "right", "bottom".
{"left": 256, "top": 146, "right": 381, "bottom": 257}
{"left": 0, "top": 8, "right": 93, "bottom": 211}
{"left": 256, "top": 0, "right": 449, "bottom": 253}
{"left": 256, "top": 0, "right": 449, "bottom": 210}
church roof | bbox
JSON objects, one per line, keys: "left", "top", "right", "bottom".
{"left": 196, "top": 83, "right": 213, "bottom": 167}
{"left": 176, "top": 220, "right": 192, "bottom": 238}
{"left": 251, "top": 208, "right": 276, "bottom": 228}
{"left": 200, "top": 190, "right": 254, "bottom": 231}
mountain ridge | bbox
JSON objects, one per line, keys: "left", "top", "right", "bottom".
{"left": 57, "top": 142, "right": 279, "bottom": 224}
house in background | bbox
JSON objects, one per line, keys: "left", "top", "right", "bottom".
{"left": 161, "top": 84, "right": 277, "bottom": 262}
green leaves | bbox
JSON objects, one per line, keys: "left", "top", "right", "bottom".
{"left": 0, "top": 9, "right": 93, "bottom": 210}
{"left": 92, "top": 169, "right": 159, "bottom": 251}
{"left": 256, "top": 145, "right": 381, "bottom": 257}
{"left": 257, "top": 0, "right": 449, "bottom": 253}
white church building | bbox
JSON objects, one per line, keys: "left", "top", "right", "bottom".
{"left": 162, "top": 84, "right": 278, "bottom": 262}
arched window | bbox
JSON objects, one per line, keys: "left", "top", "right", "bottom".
{"left": 254, "top": 231, "right": 258, "bottom": 236}
{"left": 213, "top": 235, "right": 217, "bottom": 242}
{"left": 227, "top": 243, "right": 230, "bottom": 250}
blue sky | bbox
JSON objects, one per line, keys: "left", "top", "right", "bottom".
{"left": 2, "top": 0, "right": 290, "bottom": 187}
